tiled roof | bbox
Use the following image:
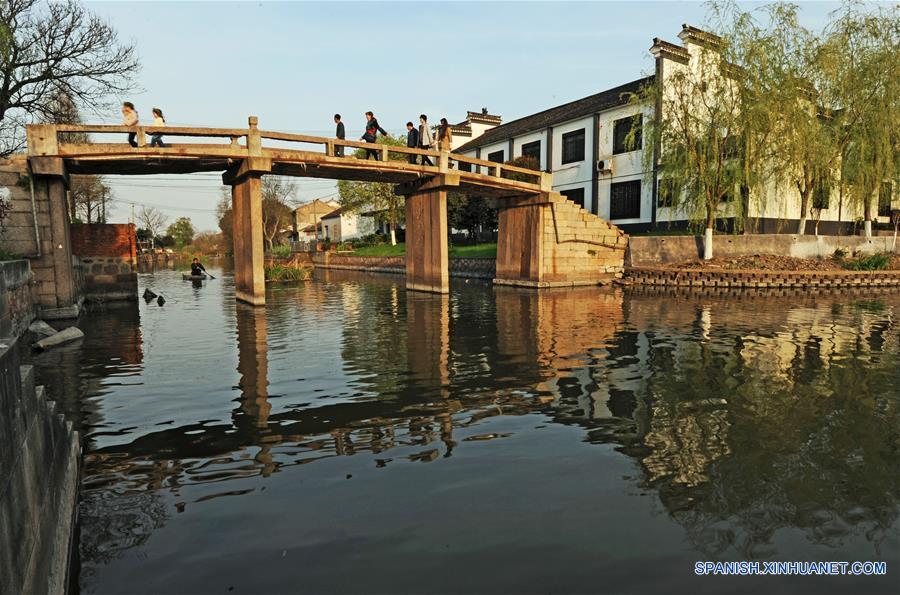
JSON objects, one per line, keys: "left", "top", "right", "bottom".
{"left": 455, "top": 76, "right": 654, "bottom": 152}
{"left": 322, "top": 207, "right": 344, "bottom": 220}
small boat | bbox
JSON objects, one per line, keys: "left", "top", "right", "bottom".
{"left": 182, "top": 273, "right": 207, "bottom": 281}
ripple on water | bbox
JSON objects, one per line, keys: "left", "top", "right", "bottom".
{"left": 28, "top": 268, "right": 900, "bottom": 595}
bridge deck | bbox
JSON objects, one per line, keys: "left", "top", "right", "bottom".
{"left": 26, "top": 118, "right": 550, "bottom": 198}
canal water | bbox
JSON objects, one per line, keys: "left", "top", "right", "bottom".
{"left": 29, "top": 267, "right": 899, "bottom": 594}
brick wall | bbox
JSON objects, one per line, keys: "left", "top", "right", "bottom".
{"left": 70, "top": 223, "right": 136, "bottom": 260}
{"left": 69, "top": 225, "right": 137, "bottom": 301}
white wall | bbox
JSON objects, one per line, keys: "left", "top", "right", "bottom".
{"left": 549, "top": 117, "right": 594, "bottom": 213}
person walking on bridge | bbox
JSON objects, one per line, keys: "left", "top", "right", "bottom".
{"left": 334, "top": 114, "right": 345, "bottom": 157}
{"left": 122, "top": 102, "right": 139, "bottom": 147}
{"left": 438, "top": 118, "right": 452, "bottom": 151}
{"left": 149, "top": 108, "right": 167, "bottom": 148}
{"left": 405, "top": 122, "right": 419, "bottom": 164}
{"left": 418, "top": 114, "right": 434, "bottom": 166}
{"left": 361, "top": 111, "right": 388, "bottom": 160}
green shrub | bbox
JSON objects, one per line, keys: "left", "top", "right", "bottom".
{"left": 264, "top": 264, "right": 311, "bottom": 281}
{"left": 831, "top": 248, "right": 847, "bottom": 262}
{"left": 0, "top": 248, "right": 20, "bottom": 262}
{"left": 353, "top": 233, "right": 387, "bottom": 248}
{"left": 269, "top": 244, "right": 292, "bottom": 258}
{"left": 843, "top": 252, "right": 891, "bottom": 271}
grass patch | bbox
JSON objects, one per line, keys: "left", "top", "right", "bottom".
{"left": 449, "top": 243, "right": 497, "bottom": 258}
{"left": 264, "top": 264, "right": 311, "bottom": 282}
{"left": 352, "top": 243, "right": 406, "bottom": 257}
{"left": 0, "top": 248, "right": 21, "bottom": 262}
{"left": 843, "top": 252, "right": 892, "bottom": 271}
{"left": 350, "top": 243, "right": 498, "bottom": 259}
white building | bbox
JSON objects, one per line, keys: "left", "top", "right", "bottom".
{"left": 454, "top": 24, "right": 897, "bottom": 234}
{"left": 320, "top": 207, "right": 376, "bottom": 242}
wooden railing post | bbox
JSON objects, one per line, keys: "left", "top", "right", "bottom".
{"left": 381, "top": 146, "right": 389, "bottom": 162}
{"left": 135, "top": 126, "right": 146, "bottom": 147}
{"left": 439, "top": 150, "right": 450, "bottom": 173}
{"left": 26, "top": 124, "right": 59, "bottom": 156}
{"left": 247, "top": 116, "right": 261, "bottom": 157}
{"left": 325, "top": 140, "right": 334, "bottom": 157}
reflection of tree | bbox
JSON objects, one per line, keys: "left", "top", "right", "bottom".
{"left": 36, "top": 273, "right": 900, "bottom": 572}
{"left": 612, "top": 289, "right": 900, "bottom": 558}
{"left": 79, "top": 485, "right": 169, "bottom": 569}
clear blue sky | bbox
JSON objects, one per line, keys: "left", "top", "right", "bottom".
{"left": 86, "top": 1, "right": 841, "bottom": 231}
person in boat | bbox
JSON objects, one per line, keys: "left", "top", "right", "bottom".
{"left": 190, "top": 258, "right": 207, "bottom": 277}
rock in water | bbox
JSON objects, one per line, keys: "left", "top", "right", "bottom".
{"left": 28, "top": 319, "right": 57, "bottom": 339}
{"left": 157, "top": 295, "right": 166, "bottom": 306}
{"left": 143, "top": 288, "right": 157, "bottom": 300}
{"left": 32, "top": 326, "right": 84, "bottom": 351}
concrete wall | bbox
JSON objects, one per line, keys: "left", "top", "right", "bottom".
{"left": 626, "top": 234, "right": 899, "bottom": 267}
{"left": 0, "top": 259, "right": 79, "bottom": 595}
{"left": 0, "top": 164, "right": 79, "bottom": 314}
{"left": 0, "top": 260, "right": 36, "bottom": 340}
{"left": 70, "top": 224, "right": 138, "bottom": 302}
{"left": 0, "top": 344, "right": 79, "bottom": 595}
{"left": 309, "top": 253, "right": 497, "bottom": 279}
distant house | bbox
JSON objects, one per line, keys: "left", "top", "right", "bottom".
{"left": 320, "top": 207, "right": 376, "bottom": 242}
{"left": 291, "top": 199, "right": 340, "bottom": 241}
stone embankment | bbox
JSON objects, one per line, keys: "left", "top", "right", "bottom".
{"left": 624, "top": 267, "right": 900, "bottom": 288}
{"left": 0, "top": 260, "right": 80, "bottom": 595}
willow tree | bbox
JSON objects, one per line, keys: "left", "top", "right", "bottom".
{"left": 819, "top": 3, "right": 899, "bottom": 237}
{"left": 632, "top": 27, "right": 750, "bottom": 259}
{"left": 730, "top": 3, "right": 839, "bottom": 235}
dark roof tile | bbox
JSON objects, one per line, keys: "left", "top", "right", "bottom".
{"left": 455, "top": 76, "right": 654, "bottom": 152}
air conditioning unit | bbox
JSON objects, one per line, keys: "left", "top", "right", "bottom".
{"left": 596, "top": 159, "right": 613, "bottom": 174}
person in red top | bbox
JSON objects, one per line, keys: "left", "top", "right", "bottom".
{"left": 361, "top": 111, "right": 388, "bottom": 160}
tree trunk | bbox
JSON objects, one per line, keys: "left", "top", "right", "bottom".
{"left": 864, "top": 197, "right": 873, "bottom": 238}
{"left": 797, "top": 186, "right": 811, "bottom": 236}
{"left": 704, "top": 206, "right": 715, "bottom": 260}
{"left": 704, "top": 227, "right": 714, "bottom": 260}
{"left": 389, "top": 222, "right": 397, "bottom": 246}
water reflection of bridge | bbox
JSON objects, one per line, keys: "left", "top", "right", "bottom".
{"left": 73, "top": 281, "right": 899, "bottom": 561}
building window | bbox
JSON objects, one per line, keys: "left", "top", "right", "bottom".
{"left": 610, "top": 180, "right": 641, "bottom": 219}
{"left": 458, "top": 161, "right": 472, "bottom": 172}
{"left": 560, "top": 188, "right": 585, "bottom": 209}
{"left": 613, "top": 114, "right": 642, "bottom": 155}
{"left": 879, "top": 182, "right": 893, "bottom": 217}
{"left": 488, "top": 150, "right": 505, "bottom": 163}
{"left": 521, "top": 140, "right": 541, "bottom": 162}
{"left": 561, "top": 129, "right": 585, "bottom": 164}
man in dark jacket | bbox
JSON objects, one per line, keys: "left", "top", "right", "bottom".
{"left": 361, "top": 111, "right": 388, "bottom": 160}
{"left": 334, "top": 114, "right": 345, "bottom": 157}
{"left": 406, "top": 122, "right": 419, "bottom": 164}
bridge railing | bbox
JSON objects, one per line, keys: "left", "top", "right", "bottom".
{"left": 28, "top": 119, "right": 549, "bottom": 189}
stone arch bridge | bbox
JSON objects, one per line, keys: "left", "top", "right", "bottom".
{"left": 23, "top": 117, "right": 627, "bottom": 306}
